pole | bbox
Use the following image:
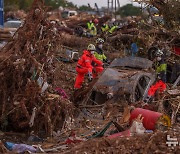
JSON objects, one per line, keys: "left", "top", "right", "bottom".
{"left": 111, "top": 0, "right": 113, "bottom": 16}
{"left": 115, "top": 0, "right": 117, "bottom": 19}
{"left": 117, "top": 0, "right": 120, "bottom": 9}
{"left": 107, "top": 0, "right": 109, "bottom": 15}
{"left": 0, "top": 0, "right": 4, "bottom": 27}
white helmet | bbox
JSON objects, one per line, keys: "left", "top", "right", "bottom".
{"left": 87, "top": 44, "right": 96, "bottom": 51}
{"left": 156, "top": 49, "right": 163, "bottom": 57}
{"left": 111, "top": 18, "right": 116, "bottom": 22}
{"left": 96, "top": 38, "right": 105, "bottom": 44}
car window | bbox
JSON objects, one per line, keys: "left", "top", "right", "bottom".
{"left": 69, "top": 13, "right": 74, "bottom": 16}
{"left": 139, "top": 76, "right": 150, "bottom": 89}
{"left": 135, "top": 76, "right": 151, "bottom": 101}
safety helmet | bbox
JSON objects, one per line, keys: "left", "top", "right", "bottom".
{"left": 111, "top": 18, "right": 116, "bottom": 22}
{"left": 96, "top": 38, "right": 105, "bottom": 44}
{"left": 155, "top": 49, "right": 163, "bottom": 57}
{"left": 102, "top": 23, "right": 105, "bottom": 27}
{"left": 87, "top": 44, "right": 96, "bottom": 51}
{"left": 93, "top": 18, "right": 99, "bottom": 24}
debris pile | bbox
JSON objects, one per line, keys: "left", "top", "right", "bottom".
{"left": 0, "top": 28, "right": 15, "bottom": 42}
{"left": 0, "top": 0, "right": 179, "bottom": 153}
{"left": 64, "top": 128, "right": 180, "bottom": 154}
{"left": 0, "top": 0, "right": 74, "bottom": 136}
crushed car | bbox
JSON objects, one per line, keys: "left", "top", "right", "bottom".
{"left": 85, "top": 57, "right": 156, "bottom": 105}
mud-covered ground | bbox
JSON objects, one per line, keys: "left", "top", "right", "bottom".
{"left": 64, "top": 124, "right": 180, "bottom": 154}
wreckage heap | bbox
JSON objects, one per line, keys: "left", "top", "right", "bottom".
{"left": 0, "top": 0, "right": 74, "bottom": 136}
{"left": 0, "top": 0, "right": 179, "bottom": 153}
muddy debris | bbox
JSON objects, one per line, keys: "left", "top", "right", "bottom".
{"left": 0, "top": 0, "right": 75, "bottom": 136}
{"left": 0, "top": 0, "right": 179, "bottom": 153}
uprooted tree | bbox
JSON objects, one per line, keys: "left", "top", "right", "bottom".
{"left": 0, "top": 0, "right": 74, "bottom": 136}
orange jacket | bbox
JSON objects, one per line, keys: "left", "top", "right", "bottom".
{"left": 77, "top": 50, "right": 103, "bottom": 73}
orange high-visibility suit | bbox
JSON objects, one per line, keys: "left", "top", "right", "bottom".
{"left": 74, "top": 50, "right": 103, "bottom": 89}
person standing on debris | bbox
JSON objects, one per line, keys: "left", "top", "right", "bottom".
{"left": 144, "top": 50, "right": 167, "bottom": 103}
{"left": 94, "top": 38, "right": 109, "bottom": 63}
{"left": 87, "top": 19, "right": 98, "bottom": 36}
{"left": 74, "top": 44, "right": 104, "bottom": 89}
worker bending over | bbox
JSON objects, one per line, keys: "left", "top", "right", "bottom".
{"left": 101, "top": 23, "right": 109, "bottom": 34}
{"left": 87, "top": 19, "right": 98, "bottom": 36}
{"left": 145, "top": 50, "right": 167, "bottom": 103}
{"left": 74, "top": 44, "right": 104, "bottom": 89}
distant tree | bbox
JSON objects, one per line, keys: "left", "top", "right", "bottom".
{"left": 5, "top": 0, "right": 77, "bottom": 11}
{"left": 66, "top": 2, "right": 77, "bottom": 8}
{"left": 44, "top": 0, "right": 66, "bottom": 9}
{"left": 18, "top": 0, "right": 34, "bottom": 10}
{"left": 78, "top": 5, "right": 94, "bottom": 11}
{"left": 4, "top": 0, "right": 19, "bottom": 6}
{"left": 4, "top": 0, "right": 19, "bottom": 11}
{"left": 5, "top": 0, "right": 33, "bottom": 11}
{"left": 117, "top": 4, "right": 141, "bottom": 17}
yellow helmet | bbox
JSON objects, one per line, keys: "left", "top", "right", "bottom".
{"left": 87, "top": 44, "right": 96, "bottom": 51}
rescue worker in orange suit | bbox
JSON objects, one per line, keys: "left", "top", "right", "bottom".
{"left": 144, "top": 50, "right": 167, "bottom": 103}
{"left": 74, "top": 44, "right": 104, "bottom": 89}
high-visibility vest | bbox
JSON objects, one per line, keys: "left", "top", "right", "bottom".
{"left": 101, "top": 24, "right": 109, "bottom": 32}
{"left": 94, "top": 52, "right": 107, "bottom": 61}
{"left": 156, "top": 63, "right": 167, "bottom": 73}
{"left": 87, "top": 22, "right": 97, "bottom": 36}
{"left": 155, "top": 61, "right": 167, "bottom": 82}
{"left": 109, "top": 25, "right": 118, "bottom": 34}
{"left": 87, "top": 22, "right": 94, "bottom": 30}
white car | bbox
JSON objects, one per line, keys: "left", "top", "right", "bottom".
{"left": 4, "top": 20, "right": 22, "bottom": 28}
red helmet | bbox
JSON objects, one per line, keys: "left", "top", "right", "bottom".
{"left": 93, "top": 18, "right": 99, "bottom": 24}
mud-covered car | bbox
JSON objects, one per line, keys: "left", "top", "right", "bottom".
{"left": 87, "top": 57, "right": 156, "bottom": 105}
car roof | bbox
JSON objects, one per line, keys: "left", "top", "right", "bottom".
{"left": 109, "top": 57, "right": 153, "bottom": 69}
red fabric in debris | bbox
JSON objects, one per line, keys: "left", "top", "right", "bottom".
{"left": 148, "top": 80, "right": 166, "bottom": 96}
{"left": 173, "top": 47, "right": 180, "bottom": 55}
{"left": 108, "top": 130, "right": 131, "bottom": 139}
{"left": 65, "top": 137, "right": 83, "bottom": 144}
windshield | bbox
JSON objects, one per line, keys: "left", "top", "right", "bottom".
{"left": 61, "top": 11, "right": 68, "bottom": 18}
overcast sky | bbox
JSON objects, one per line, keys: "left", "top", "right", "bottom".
{"left": 68, "top": 0, "right": 133, "bottom": 7}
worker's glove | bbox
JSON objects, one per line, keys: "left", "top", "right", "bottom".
{"left": 103, "top": 59, "right": 110, "bottom": 64}
{"left": 88, "top": 72, "right": 93, "bottom": 82}
{"left": 157, "top": 73, "right": 161, "bottom": 80}
{"left": 106, "top": 60, "right": 111, "bottom": 64}
{"left": 143, "top": 95, "right": 153, "bottom": 104}
{"left": 103, "top": 59, "right": 107, "bottom": 63}
{"left": 107, "top": 93, "right": 113, "bottom": 99}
